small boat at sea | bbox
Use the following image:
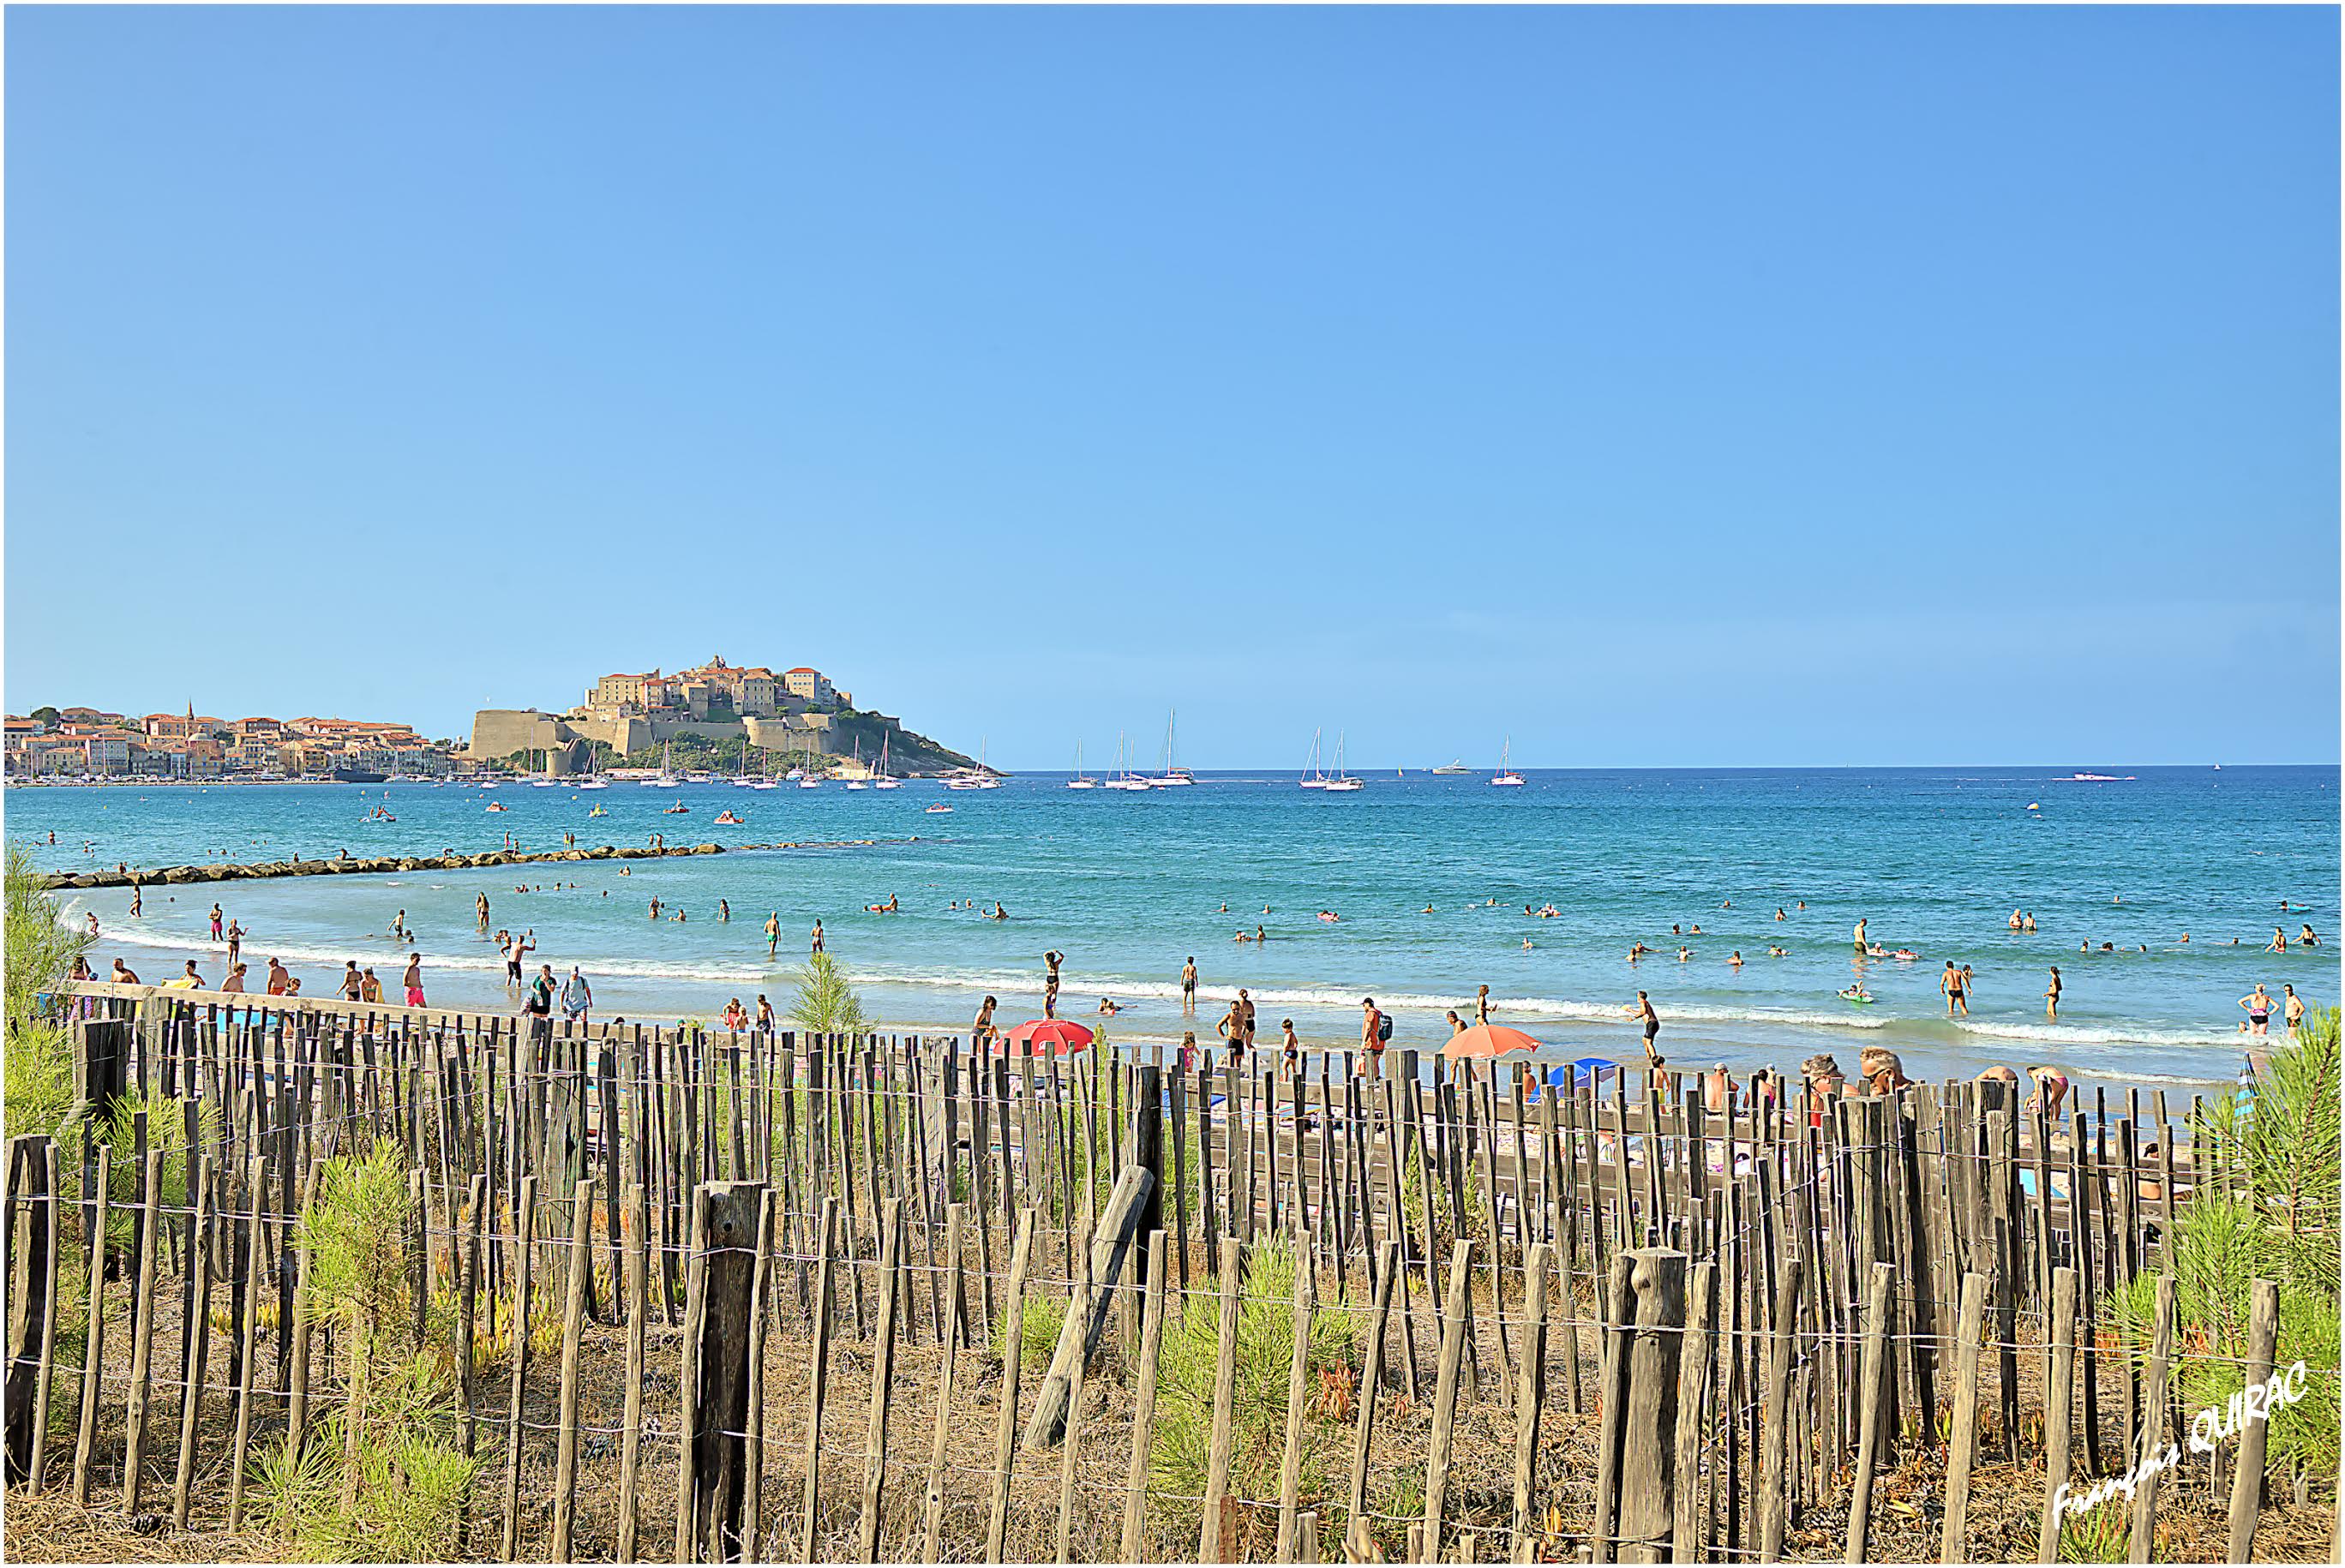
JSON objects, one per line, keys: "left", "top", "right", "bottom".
{"left": 925, "top": 802, "right": 953, "bottom": 814}
{"left": 873, "top": 737, "right": 902, "bottom": 789}
{"left": 1067, "top": 740, "right": 1095, "bottom": 789}
{"left": 1299, "top": 729, "right": 1329, "bottom": 789}
{"left": 1149, "top": 710, "right": 1196, "bottom": 787}
{"left": 1322, "top": 733, "right": 1364, "bottom": 792}
{"left": 1490, "top": 739, "right": 1526, "bottom": 787}
{"left": 1430, "top": 758, "right": 1472, "bottom": 775}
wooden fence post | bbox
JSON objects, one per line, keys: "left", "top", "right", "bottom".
{"left": 2225, "top": 1278, "right": 2281, "bottom": 1562}
{"left": 678, "top": 1182, "right": 765, "bottom": 1563}
{"left": 1609, "top": 1248, "right": 1687, "bottom": 1565}
{"left": 2126, "top": 1275, "right": 2175, "bottom": 1565}
{"left": 2038, "top": 1266, "right": 2078, "bottom": 1565}
{"left": 3, "top": 1136, "right": 56, "bottom": 1484}
{"left": 1940, "top": 1272, "right": 1988, "bottom": 1562}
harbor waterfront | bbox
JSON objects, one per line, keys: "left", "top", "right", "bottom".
{"left": 10, "top": 764, "right": 2336, "bottom": 1092}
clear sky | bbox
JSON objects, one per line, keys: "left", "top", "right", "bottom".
{"left": 7, "top": 5, "right": 2336, "bottom": 769}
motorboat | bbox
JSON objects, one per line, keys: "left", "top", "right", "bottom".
{"left": 1430, "top": 759, "right": 1472, "bottom": 775}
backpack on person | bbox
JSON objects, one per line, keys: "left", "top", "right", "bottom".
{"left": 1376, "top": 1010, "right": 1394, "bottom": 1044}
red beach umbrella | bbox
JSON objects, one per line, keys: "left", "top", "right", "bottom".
{"left": 1007, "top": 1018, "right": 1095, "bottom": 1056}
{"left": 1440, "top": 1024, "right": 1541, "bottom": 1060}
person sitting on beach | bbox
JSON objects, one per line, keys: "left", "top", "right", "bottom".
{"left": 1859, "top": 1046, "right": 1909, "bottom": 1096}
{"left": 1703, "top": 1063, "right": 1732, "bottom": 1114}
{"left": 165, "top": 960, "right": 204, "bottom": 990}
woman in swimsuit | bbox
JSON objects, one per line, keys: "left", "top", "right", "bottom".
{"left": 2240, "top": 984, "right": 2276, "bottom": 1035}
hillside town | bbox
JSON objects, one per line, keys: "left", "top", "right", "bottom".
{"left": 3, "top": 703, "right": 461, "bottom": 781}
{"left": 470, "top": 654, "right": 976, "bottom": 777}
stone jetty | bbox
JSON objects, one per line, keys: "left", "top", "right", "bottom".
{"left": 41, "top": 835, "right": 927, "bottom": 890}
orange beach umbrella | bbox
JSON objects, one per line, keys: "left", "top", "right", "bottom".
{"left": 1440, "top": 1024, "right": 1541, "bottom": 1059}
{"left": 1007, "top": 1018, "right": 1095, "bottom": 1056}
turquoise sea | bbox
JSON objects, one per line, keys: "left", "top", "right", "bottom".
{"left": 10, "top": 766, "right": 2338, "bottom": 1092}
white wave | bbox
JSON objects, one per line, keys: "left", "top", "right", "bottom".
{"left": 1952, "top": 1019, "right": 2239, "bottom": 1050}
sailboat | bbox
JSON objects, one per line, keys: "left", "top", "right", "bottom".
{"left": 844, "top": 738, "right": 870, "bottom": 789}
{"left": 1149, "top": 709, "right": 1195, "bottom": 787}
{"left": 1490, "top": 739, "right": 1526, "bottom": 787}
{"left": 639, "top": 741, "right": 679, "bottom": 787}
{"left": 1105, "top": 731, "right": 1152, "bottom": 791}
{"left": 873, "top": 736, "right": 902, "bottom": 789}
{"left": 1298, "top": 729, "right": 1330, "bottom": 789}
{"left": 1066, "top": 740, "right": 1096, "bottom": 789}
{"left": 1322, "top": 732, "right": 1364, "bottom": 791}
{"left": 1430, "top": 758, "right": 1472, "bottom": 775}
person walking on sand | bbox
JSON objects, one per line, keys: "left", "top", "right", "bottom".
{"left": 2284, "top": 983, "right": 2306, "bottom": 1036}
{"left": 765, "top": 913, "right": 781, "bottom": 959}
{"left": 340, "top": 961, "right": 365, "bottom": 1002}
{"left": 1044, "top": 950, "right": 1065, "bottom": 1019}
{"left": 2045, "top": 966, "right": 2062, "bottom": 1020}
{"left": 404, "top": 952, "right": 426, "bottom": 1008}
{"left": 1628, "top": 990, "right": 1662, "bottom": 1065}
{"left": 973, "top": 995, "right": 999, "bottom": 1051}
{"left": 1360, "top": 997, "right": 1388, "bottom": 1074}
{"left": 2240, "top": 983, "right": 2276, "bottom": 1036}
{"left": 561, "top": 966, "right": 593, "bottom": 1025}
{"left": 1217, "top": 997, "right": 1246, "bottom": 1062}
{"left": 1940, "top": 961, "right": 1968, "bottom": 1017}
{"left": 1181, "top": 957, "right": 1198, "bottom": 1015}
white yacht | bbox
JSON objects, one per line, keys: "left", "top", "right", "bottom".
{"left": 1322, "top": 732, "right": 1364, "bottom": 791}
{"left": 1067, "top": 740, "right": 1096, "bottom": 789}
{"left": 1298, "top": 729, "right": 1330, "bottom": 789}
{"left": 1490, "top": 739, "right": 1526, "bottom": 787}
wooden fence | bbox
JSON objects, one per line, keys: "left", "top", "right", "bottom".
{"left": 0, "top": 984, "right": 2321, "bottom": 1563}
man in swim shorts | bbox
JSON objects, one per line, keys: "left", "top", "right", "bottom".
{"left": 404, "top": 952, "right": 426, "bottom": 1008}
{"left": 1940, "top": 961, "right": 1967, "bottom": 1017}
{"left": 1181, "top": 958, "right": 1198, "bottom": 1014}
{"left": 1632, "top": 990, "right": 1660, "bottom": 1063}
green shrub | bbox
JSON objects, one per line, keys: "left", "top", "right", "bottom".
{"left": 1148, "top": 1236, "right": 1363, "bottom": 1553}
{"left": 2110, "top": 1008, "right": 2341, "bottom": 1485}
{"left": 789, "top": 952, "right": 870, "bottom": 1035}
{"left": 4, "top": 841, "right": 88, "bottom": 1138}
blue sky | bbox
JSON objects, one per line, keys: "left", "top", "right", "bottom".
{"left": 7, "top": 6, "right": 2336, "bottom": 768}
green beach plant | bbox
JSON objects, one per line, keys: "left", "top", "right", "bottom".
{"left": 4, "top": 841, "right": 90, "bottom": 1138}
{"left": 790, "top": 951, "right": 871, "bottom": 1035}
{"left": 1147, "top": 1236, "right": 1363, "bottom": 1553}
{"left": 2108, "top": 1008, "right": 2341, "bottom": 1487}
